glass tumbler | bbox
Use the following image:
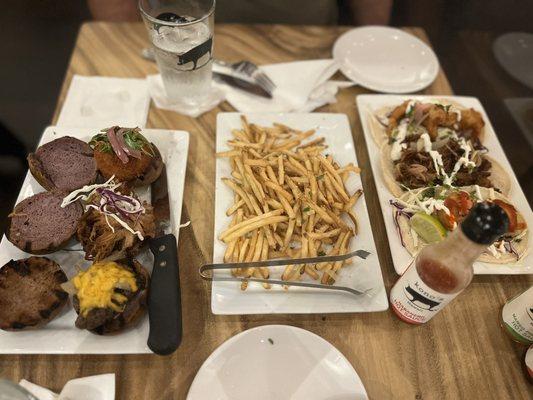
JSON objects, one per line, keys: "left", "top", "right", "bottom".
{"left": 139, "top": 0, "right": 215, "bottom": 106}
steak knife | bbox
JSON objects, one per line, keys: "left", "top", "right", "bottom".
{"left": 148, "top": 166, "right": 182, "bottom": 355}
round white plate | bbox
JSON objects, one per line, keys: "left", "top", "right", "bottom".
{"left": 187, "top": 325, "right": 368, "bottom": 400}
{"left": 493, "top": 32, "right": 533, "bottom": 90}
{"left": 333, "top": 26, "right": 439, "bottom": 93}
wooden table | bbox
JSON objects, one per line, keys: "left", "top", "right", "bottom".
{"left": 1, "top": 22, "right": 531, "bottom": 400}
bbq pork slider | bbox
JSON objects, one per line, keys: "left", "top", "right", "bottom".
{"left": 75, "top": 185, "right": 155, "bottom": 261}
{"left": 89, "top": 126, "right": 163, "bottom": 187}
{"left": 65, "top": 259, "right": 149, "bottom": 335}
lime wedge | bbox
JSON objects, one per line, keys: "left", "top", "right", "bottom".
{"left": 410, "top": 212, "right": 447, "bottom": 243}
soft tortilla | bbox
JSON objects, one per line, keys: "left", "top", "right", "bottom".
{"left": 366, "top": 98, "right": 485, "bottom": 147}
{"left": 393, "top": 186, "right": 528, "bottom": 264}
{"left": 379, "top": 143, "right": 512, "bottom": 197}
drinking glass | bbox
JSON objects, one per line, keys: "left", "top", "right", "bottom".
{"left": 139, "top": 0, "right": 215, "bottom": 106}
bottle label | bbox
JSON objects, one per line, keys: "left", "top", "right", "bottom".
{"left": 502, "top": 287, "right": 533, "bottom": 345}
{"left": 390, "top": 263, "right": 458, "bottom": 324}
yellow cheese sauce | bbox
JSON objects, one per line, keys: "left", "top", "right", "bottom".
{"left": 73, "top": 262, "right": 138, "bottom": 317}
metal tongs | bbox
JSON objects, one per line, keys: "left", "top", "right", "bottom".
{"left": 199, "top": 250, "right": 372, "bottom": 296}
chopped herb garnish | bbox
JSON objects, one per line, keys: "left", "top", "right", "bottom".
{"left": 268, "top": 338, "right": 274, "bottom": 345}
{"left": 89, "top": 127, "right": 154, "bottom": 157}
{"left": 318, "top": 251, "right": 326, "bottom": 256}
{"left": 436, "top": 103, "right": 451, "bottom": 113}
{"left": 316, "top": 174, "right": 324, "bottom": 180}
{"left": 421, "top": 187, "right": 436, "bottom": 199}
{"left": 303, "top": 207, "right": 310, "bottom": 212}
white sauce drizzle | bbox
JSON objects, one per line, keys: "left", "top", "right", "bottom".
{"left": 417, "top": 133, "right": 433, "bottom": 153}
{"left": 390, "top": 120, "right": 409, "bottom": 161}
{"left": 474, "top": 185, "right": 483, "bottom": 201}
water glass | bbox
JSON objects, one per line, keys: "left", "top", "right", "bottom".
{"left": 139, "top": 0, "right": 215, "bottom": 106}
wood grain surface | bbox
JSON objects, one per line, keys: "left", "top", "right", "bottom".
{"left": 1, "top": 22, "right": 531, "bottom": 400}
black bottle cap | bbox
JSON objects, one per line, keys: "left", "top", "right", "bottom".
{"left": 461, "top": 202, "right": 509, "bottom": 245}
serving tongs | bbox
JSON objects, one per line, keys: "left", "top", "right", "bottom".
{"left": 199, "top": 250, "right": 372, "bottom": 296}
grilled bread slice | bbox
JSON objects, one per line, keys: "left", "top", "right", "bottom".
{"left": 6, "top": 191, "right": 83, "bottom": 254}
{"left": 0, "top": 257, "right": 68, "bottom": 331}
{"left": 28, "top": 136, "right": 98, "bottom": 192}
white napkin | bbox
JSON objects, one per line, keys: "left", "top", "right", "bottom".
{"left": 57, "top": 75, "right": 150, "bottom": 128}
{"left": 219, "top": 59, "right": 353, "bottom": 113}
{"left": 19, "top": 374, "right": 115, "bottom": 400}
{"left": 147, "top": 74, "right": 225, "bottom": 118}
{"left": 147, "top": 59, "right": 354, "bottom": 116}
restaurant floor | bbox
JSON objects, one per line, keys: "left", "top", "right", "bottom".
{"left": 0, "top": 0, "right": 532, "bottom": 234}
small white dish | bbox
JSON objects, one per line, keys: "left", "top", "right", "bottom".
{"left": 357, "top": 94, "right": 532, "bottom": 275}
{"left": 333, "top": 26, "right": 439, "bottom": 93}
{"left": 213, "top": 113, "right": 388, "bottom": 314}
{"left": 493, "top": 32, "right": 533, "bottom": 90}
{"left": 187, "top": 325, "right": 368, "bottom": 400}
{"left": 0, "top": 126, "right": 189, "bottom": 354}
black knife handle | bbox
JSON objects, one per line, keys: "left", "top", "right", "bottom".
{"left": 148, "top": 233, "right": 182, "bottom": 355}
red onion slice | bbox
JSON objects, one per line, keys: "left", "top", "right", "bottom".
{"left": 106, "top": 127, "right": 129, "bottom": 164}
{"left": 116, "top": 128, "right": 142, "bottom": 160}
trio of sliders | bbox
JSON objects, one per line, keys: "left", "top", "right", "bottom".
{"left": 371, "top": 99, "right": 528, "bottom": 263}
{"left": 0, "top": 127, "right": 163, "bottom": 335}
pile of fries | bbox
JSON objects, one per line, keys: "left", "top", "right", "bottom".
{"left": 217, "top": 117, "right": 363, "bottom": 290}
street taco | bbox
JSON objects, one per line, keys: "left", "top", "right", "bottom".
{"left": 379, "top": 131, "right": 511, "bottom": 197}
{"left": 390, "top": 185, "right": 528, "bottom": 264}
{"left": 369, "top": 99, "right": 486, "bottom": 147}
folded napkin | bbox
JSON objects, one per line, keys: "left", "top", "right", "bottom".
{"left": 57, "top": 75, "right": 150, "bottom": 128}
{"left": 147, "top": 59, "right": 354, "bottom": 116}
{"left": 219, "top": 59, "right": 353, "bottom": 113}
{"left": 19, "top": 374, "right": 115, "bottom": 400}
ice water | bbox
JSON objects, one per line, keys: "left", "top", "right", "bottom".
{"left": 151, "top": 19, "right": 212, "bottom": 105}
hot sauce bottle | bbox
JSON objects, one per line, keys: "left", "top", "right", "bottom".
{"left": 390, "top": 202, "right": 509, "bottom": 324}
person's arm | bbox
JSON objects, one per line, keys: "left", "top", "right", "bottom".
{"left": 87, "top": 0, "right": 140, "bottom": 21}
{"left": 346, "top": 0, "right": 393, "bottom": 25}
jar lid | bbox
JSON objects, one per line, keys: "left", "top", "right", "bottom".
{"left": 461, "top": 202, "right": 509, "bottom": 244}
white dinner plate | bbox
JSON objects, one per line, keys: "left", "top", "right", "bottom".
{"left": 333, "top": 26, "right": 439, "bottom": 93}
{"left": 0, "top": 126, "right": 189, "bottom": 354}
{"left": 187, "top": 325, "right": 368, "bottom": 400}
{"left": 357, "top": 94, "right": 532, "bottom": 275}
{"left": 212, "top": 113, "right": 388, "bottom": 314}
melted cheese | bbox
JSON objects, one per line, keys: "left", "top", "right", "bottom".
{"left": 73, "top": 262, "right": 138, "bottom": 317}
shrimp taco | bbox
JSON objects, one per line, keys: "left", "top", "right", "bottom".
{"left": 369, "top": 99, "right": 486, "bottom": 147}
{"left": 390, "top": 185, "right": 528, "bottom": 264}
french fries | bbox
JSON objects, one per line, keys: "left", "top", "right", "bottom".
{"left": 217, "top": 117, "right": 363, "bottom": 290}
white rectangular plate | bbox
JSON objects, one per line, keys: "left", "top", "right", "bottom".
{"left": 357, "top": 94, "right": 532, "bottom": 275}
{"left": 212, "top": 113, "right": 388, "bottom": 314}
{"left": 0, "top": 126, "right": 189, "bottom": 354}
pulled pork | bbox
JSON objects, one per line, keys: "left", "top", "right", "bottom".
{"left": 76, "top": 197, "right": 155, "bottom": 261}
{"left": 394, "top": 140, "right": 492, "bottom": 189}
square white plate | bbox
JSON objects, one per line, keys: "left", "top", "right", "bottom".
{"left": 212, "top": 113, "right": 388, "bottom": 314}
{"left": 357, "top": 94, "right": 532, "bottom": 275}
{"left": 0, "top": 126, "right": 189, "bottom": 354}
